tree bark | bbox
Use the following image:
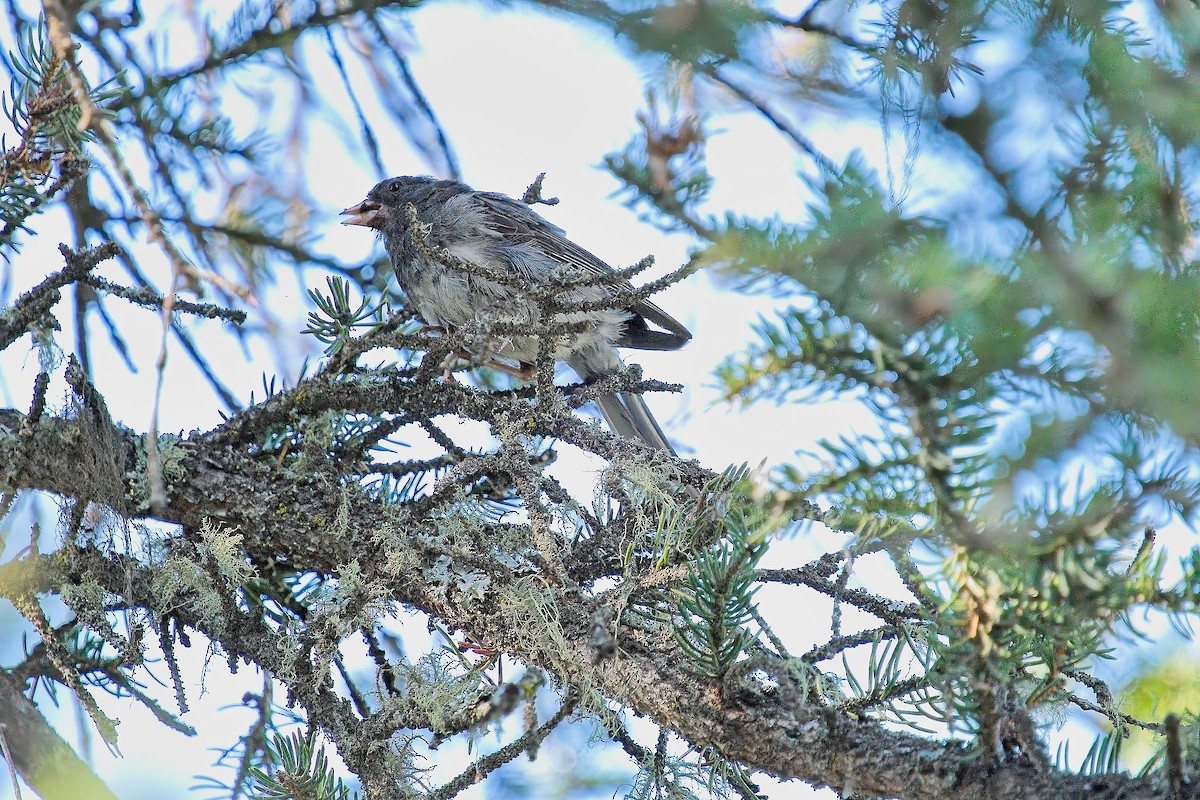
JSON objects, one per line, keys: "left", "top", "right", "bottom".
{"left": 0, "top": 408, "right": 1183, "bottom": 800}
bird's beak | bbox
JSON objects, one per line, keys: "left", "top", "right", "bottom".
{"left": 341, "top": 199, "right": 383, "bottom": 228}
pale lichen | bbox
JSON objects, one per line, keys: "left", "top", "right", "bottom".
{"left": 423, "top": 554, "right": 489, "bottom": 603}
{"left": 128, "top": 433, "right": 187, "bottom": 512}
{"left": 197, "top": 519, "right": 254, "bottom": 584}
{"left": 151, "top": 550, "right": 230, "bottom": 635}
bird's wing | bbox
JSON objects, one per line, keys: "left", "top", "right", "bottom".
{"left": 474, "top": 191, "right": 691, "bottom": 350}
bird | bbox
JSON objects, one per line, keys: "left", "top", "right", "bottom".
{"left": 340, "top": 175, "right": 691, "bottom": 453}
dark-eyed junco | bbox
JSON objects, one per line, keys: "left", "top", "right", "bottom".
{"left": 341, "top": 176, "right": 691, "bottom": 452}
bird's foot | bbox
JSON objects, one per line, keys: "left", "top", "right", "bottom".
{"left": 476, "top": 357, "right": 536, "bottom": 382}
{"left": 440, "top": 350, "right": 467, "bottom": 382}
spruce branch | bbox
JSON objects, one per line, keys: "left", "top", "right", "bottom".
{"left": 0, "top": 17, "right": 113, "bottom": 249}
{"left": 673, "top": 519, "right": 766, "bottom": 683}
{"left": 248, "top": 729, "right": 356, "bottom": 800}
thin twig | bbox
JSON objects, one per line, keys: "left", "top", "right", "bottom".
{"left": 323, "top": 25, "right": 384, "bottom": 177}
{"left": 0, "top": 721, "right": 22, "bottom": 800}
{"left": 427, "top": 690, "right": 579, "bottom": 800}
{"left": 697, "top": 63, "right": 836, "bottom": 172}
{"left": 82, "top": 275, "right": 246, "bottom": 321}
{"left": 1166, "top": 713, "right": 1184, "bottom": 800}
{"left": 364, "top": 10, "right": 460, "bottom": 178}
{"left": 758, "top": 566, "right": 925, "bottom": 626}
{"left": 802, "top": 625, "right": 901, "bottom": 663}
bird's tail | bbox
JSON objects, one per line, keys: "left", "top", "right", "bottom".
{"left": 593, "top": 391, "right": 676, "bottom": 454}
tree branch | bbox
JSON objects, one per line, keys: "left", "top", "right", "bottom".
{"left": 0, "top": 406, "right": 1182, "bottom": 799}
{"left": 0, "top": 668, "right": 119, "bottom": 800}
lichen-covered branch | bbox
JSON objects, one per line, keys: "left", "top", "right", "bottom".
{"left": 0, "top": 397, "right": 1184, "bottom": 799}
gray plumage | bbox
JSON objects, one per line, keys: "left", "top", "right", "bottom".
{"left": 341, "top": 176, "right": 691, "bottom": 452}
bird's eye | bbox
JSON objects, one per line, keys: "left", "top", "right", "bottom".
{"left": 388, "top": 182, "right": 401, "bottom": 193}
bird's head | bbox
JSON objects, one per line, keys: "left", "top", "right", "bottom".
{"left": 340, "top": 175, "right": 440, "bottom": 230}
